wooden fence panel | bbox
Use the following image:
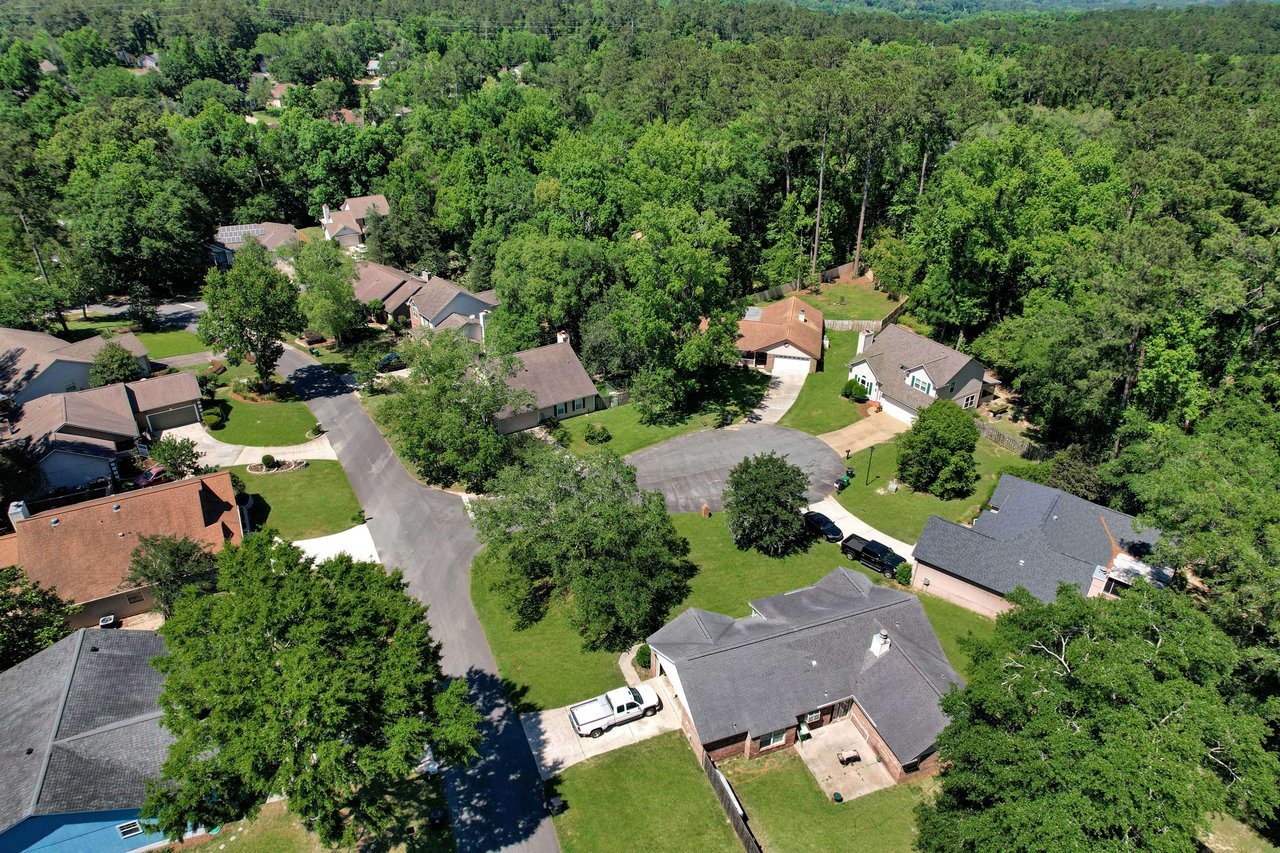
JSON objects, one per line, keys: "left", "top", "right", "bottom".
{"left": 974, "top": 420, "right": 1050, "bottom": 460}
{"left": 700, "top": 752, "right": 764, "bottom": 853}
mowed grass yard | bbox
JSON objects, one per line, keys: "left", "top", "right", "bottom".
{"left": 472, "top": 513, "right": 995, "bottom": 710}
{"left": 837, "top": 436, "right": 1032, "bottom": 545}
{"left": 766, "top": 277, "right": 903, "bottom": 322}
{"left": 721, "top": 749, "right": 934, "bottom": 853}
{"left": 552, "top": 732, "right": 738, "bottom": 853}
{"left": 136, "top": 329, "right": 206, "bottom": 359}
{"left": 778, "top": 330, "right": 865, "bottom": 435}
{"left": 230, "top": 461, "right": 361, "bottom": 541}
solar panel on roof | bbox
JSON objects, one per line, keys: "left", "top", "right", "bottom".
{"left": 215, "top": 224, "right": 268, "bottom": 245}
{"left": 743, "top": 306, "right": 763, "bottom": 321}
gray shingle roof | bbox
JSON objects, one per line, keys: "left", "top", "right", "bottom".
{"left": 504, "top": 343, "right": 598, "bottom": 412}
{"left": 851, "top": 325, "right": 976, "bottom": 388}
{"left": 649, "top": 568, "right": 961, "bottom": 764}
{"left": 914, "top": 475, "right": 1163, "bottom": 603}
{"left": 0, "top": 629, "right": 171, "bottom": 833}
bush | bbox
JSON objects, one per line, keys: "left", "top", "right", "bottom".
{"left": 202, "top": 410, "right": 221, "bottom": 428}
{"left": 842, "top": 379, "right": 869, "bottom": 403}
{"left": 583, "top": 422, "right": 612, "bottom": 445}
{"left": 895, "top": 563, "right": 912, "bottom": 586}
{"left": 634, "top": 643, "right": 651, "bottom": 670}
{"left": 301, "top": 329, "right": 325, "bottom": 344}
{"left": 261, "top": 454, "right": 276, "bottom": 469}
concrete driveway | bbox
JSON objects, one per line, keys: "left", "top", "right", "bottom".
{"left": 807, "top": 496, "right": 916, "bottom": 562}
{"left": 818, "top": 411, "right": 909, "bottom": 457}
{"left": 630, "top": 423, "right": 845, "bottom": 512}
{"left": 294, "top": 523, "right": 380, "bottom": 563}
{"left": 160, "top": 423, "right": 337, "bottom": 467}
{"left": 753, "top": 371, "right": 805, "bottom": 424}
{"left": 520, "top": 679, "right": 680, "bottom": 780}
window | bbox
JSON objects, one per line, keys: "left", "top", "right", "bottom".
{"left": 117, "top": 821, "right": 143, "bottom": 839}
{"left": 65, "top": 382, "right": 78, "bottom": 392}
{"left": 910, "top": 375, "right": 932, "bottom": 395}
{"left": 804, "top": 710, "right": 821, "bottom": 724}
{"left": 759, "top": 728, "right": 787, "bottom": 749}
{"left": 572, "top": 398, "right": 585, "bottom": 412}
{"left": 126, "top": 593, "right": 145, "bottom": 604}
{"left": 962, "top": 394, "right": 977, "bottom": 409}
{"left": 753, "top": 352, "right": 768, "bottom": 366}
{"left": 555, "top": 402, "right": 567, "bottom": 417}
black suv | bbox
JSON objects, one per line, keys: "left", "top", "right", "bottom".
{"left": 840, "top": 533, "right": 907, "bottom": 577}
{"left": 803, "top": 511, "right": 844, "bottom": 543}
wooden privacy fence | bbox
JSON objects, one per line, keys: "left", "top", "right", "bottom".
{"left": 700, "top": 751, "right": 764, "bottom": 853}
{"left": 974, "top": 420, "right": 1051, "bottom": 461}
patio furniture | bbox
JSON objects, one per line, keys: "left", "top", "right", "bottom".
{"left": 837, "top": 750, "right": 861, "bottom": 766}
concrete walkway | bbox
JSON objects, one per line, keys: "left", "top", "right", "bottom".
{"left": 818, "top": 411, "right": 909, "bottom": 457}
{"left": 752, "top": 371, "right": 805, "bottom": 424}
{"left": 155, "top": 350, "right": 215, "bottom": 369}
{"left": 161, "top": 423, "right": 337, "bottom": 468}
{"left": 294, "top": 524, "right": 380, "bottom": 564}
{"left": 808, "top": 495, "right": 916, "bottom": 562}
{"left": 519, "top": 678, "right": 680, "bottom": 780}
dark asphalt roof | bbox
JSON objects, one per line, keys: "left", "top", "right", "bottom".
{"left": 914, "top": 475, "right": 1163, "bottom": 603}
{"left": 649, "top": 568, "right": 961, "bottom": 764}
{"left": 0, "top": 629, "right": 171, "bottom": 833}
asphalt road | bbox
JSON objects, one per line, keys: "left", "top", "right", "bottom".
{"left": 629, "top": 422, "right": 847, "bottom": 512}
{"left": 83, "top": 297, "right": 207, "bottom": 331}
{"left": 278, "top": 348, "right": 560, "bottom": 853}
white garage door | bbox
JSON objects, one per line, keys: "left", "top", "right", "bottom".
{"left": 879, "top": 396, "right": 918, "bottom": 425}
{"left": 770, "top": 355, "right": 811, "bottom": 376}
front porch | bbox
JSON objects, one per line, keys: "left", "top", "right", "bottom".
{"left": 794, "top": 718, "right": 894, "bottom": 802}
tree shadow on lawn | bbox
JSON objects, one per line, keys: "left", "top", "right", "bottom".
{"left": 697, "top": 365, "right": 771, "bottom": 420}
{"left": 287, "top": 362, "right": 355, "bottom": 402}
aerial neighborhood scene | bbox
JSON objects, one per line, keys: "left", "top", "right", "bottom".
{"left": 0, "top": 0, "right": 1278, "bottom": 850}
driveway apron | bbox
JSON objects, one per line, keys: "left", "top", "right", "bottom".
{"left": 278, "top": 348, "right": 560, "bottom": 853}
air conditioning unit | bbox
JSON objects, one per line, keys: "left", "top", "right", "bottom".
{"left": 98, "top": 614, "right": 118, "bottom": 629}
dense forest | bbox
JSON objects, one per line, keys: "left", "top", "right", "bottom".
{"left": 0, "top": 0, "right": 1278, "bottom": 835}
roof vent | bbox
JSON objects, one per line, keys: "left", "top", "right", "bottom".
{"left": 50, "top": 518, "right": 59, "bottom": 527}
{"left": 799, "top": 309, "right": 806, "bottom": 323}
{"left": 90, "top": 646, "right": 99, "bottom": 652}
{"left": 112, "top": 504, "right": 121, "bottom": 512}
{"left": 25, "top": 748, "right": 33, "bottom": 755}
{"left": 1018, "top": 559, "right": 1025, "bottom": 566}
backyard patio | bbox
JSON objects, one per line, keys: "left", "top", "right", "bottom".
{"left": 794, "top": 717, "right": 894, "bottom": 803}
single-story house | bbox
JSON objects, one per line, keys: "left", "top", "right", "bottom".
{"left": 648, "top": 567, "right": 962, "bottom": 780}
{"left": 350, "top": 263, "right": 498, "bottom": 341}
{"left": 731, "top": 296, "right": 824, "bottom": 375}
{"left": 912, "top": 475, "right": 1166, "bottom": 618}
{"left": 847, "top": 324, "right": 986, "bottom": 424}
{"left": 497, "top": 339, "right": 600, "bottom": 434}
{"left": 0, "top": 628, "right": 174, "bottom": 853}
{"left": 0, "top": 328, "right": 151, "bottom": 405}
{"left": 268, "top": 81, "right": 292, "bottom": 108}
{"left": 321, "top": 194, "right": 388, "bottom": 247}
{"left": 208, "top": 222, "right": 299, "bottom": 269}
{"left": 0, "top": 471, "right": 244, "bottom": 627}
{"left": 3, "top": 373, "right": 202, "bottom": 491}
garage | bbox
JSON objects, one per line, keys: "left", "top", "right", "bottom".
{"left": 769, "top": 353, "right": 813, "bottom": 376}
{"left": 878, "top": 395, "right": 918, "bottom": 425}
{"left": 145, "top": 404, "right": 201, "bottom": 432}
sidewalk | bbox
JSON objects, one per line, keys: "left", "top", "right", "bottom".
{"left": 161, "top": 423, "right": 337, "bottom": 468}
{"left": 808, "top": 495, "right": 916, "bottom": 562}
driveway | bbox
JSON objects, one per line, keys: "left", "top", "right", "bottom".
{"left": 294, "top": 523, "right": 380, "bottom": 563}
{"left": 159, "top": 423, "right": 337, "bottom": 468}
{"left": 629, "top": 423, "right": 845, "bottom": 512}
{"left": 818, "top": 411, "right": 909, "bottom": 457}
{"left": 807, "top": 496, "right": 916, "bottom": 562}
{"left": 520, "top": 679, "right": 680, "bottom": 780}
{"left": 752, "top": 371, "right": 805, "bottom": 424}
{"left": 277, "top": 348, "right": 559, "bottom": 853}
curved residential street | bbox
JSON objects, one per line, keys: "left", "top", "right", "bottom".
{"left": 277, "top": 348, "right": 561, "bottom": 853}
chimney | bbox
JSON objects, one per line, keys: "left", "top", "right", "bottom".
{"left": 798, "top": 308, "right": 806, "bottom": 323}
{"left": 321, "top": 204, "right": 331, "bottom": 223}
{"left": 556, "top": 330, "right": 570, "bottom": 345}
{"left": 421, "top": 271, "right": 433, "bottom": 281}
{"left": 9, "top": 501, "right": 29, "bottom": 525}
{"left": 870, "top": 628, "right": 891, "bottom": 657}
{"left": 856, "top": 329, "right": 875, "bottom": 355}
{"left": 479, "top": 310, "right": 489, "bottom": 343}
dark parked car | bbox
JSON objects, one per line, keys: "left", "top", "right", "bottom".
{"left": 377, "top": 353, "right": 405, "bottom": 372}
{"left": 803, "top": 511, "right": 844, "bottom": 542}
{"left": 840, "top": 533, "right": 907, "bottom": 577}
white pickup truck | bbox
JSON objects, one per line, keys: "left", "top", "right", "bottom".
{"left": 569, "top": 685, "right": 662, "bottom": 738}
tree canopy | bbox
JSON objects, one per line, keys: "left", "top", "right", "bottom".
{"left": 0, "top": 564, "right": 77, "bottom": 670}
{"left": 126, "top": 534, "right": 218, "bottom": 617}
{"left": 143, "top": 533, "right": 482, "bottom": 846}
{"left": 722, "top": 452, "right": 810, "bottom": 556}
{"left": 88, "top": 339, "right": 143, "bottom": 387}
{"left": 896, "top": 400, "right": 979, "bottom": 499}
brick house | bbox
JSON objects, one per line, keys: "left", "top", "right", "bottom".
{"left": 648, "top": 568, "right": 961, "bottom": 781}
{"left": 730, "top": 296, "right": 824, "bottom": 375}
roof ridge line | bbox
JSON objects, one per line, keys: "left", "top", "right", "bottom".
{"left": 682, "top": 596, "right": 910, "bottom": 661}
{"left": 890, "top": 638, "right": 951, "bottom": 699}
{"left": 54, "top": 708, "right": 164, "bottom": 745}
{"left": 28, "top": 629, "right": 85, "bottom": 818}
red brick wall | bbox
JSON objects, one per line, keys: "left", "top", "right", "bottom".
{"left": 847, "top": 700, "right": 907, "bottom": 781}
{"left": 705, "top": 733, "right": 749, "bottom": 762}
{"left": 745, "top": 725, "right": 796, "bottom": 760}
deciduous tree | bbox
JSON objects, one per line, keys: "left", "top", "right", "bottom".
{"left": 147, "top": 435, "right": 203, "bottom": 478}
{"left": 126, "top": 534, "right": 217, "bottom": 617}
{"left": 896, "top": 400, "right": 979, "bottom": 499}
{"left": 0, "top": 565, "right": 77, "bottom": 670}
{"left": 89, "top": 339, "right": 142, "bottom": 386}
{"left": 295, "top": 238, "right": 363, "bottom": 345}
{"left": 722, "top": 452, "right": 809, "bottom": 556}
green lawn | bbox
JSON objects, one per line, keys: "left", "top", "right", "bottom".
{"left": 230, "top": 461, "right": 361, "bottom": 541}
{"left": 763, "top": 281, "right": 903, "bottom": 322}
{"left": 298, "top": 225, "right": 325, "bottom": 242}
{"left": 721, "top": 748, "right": 933, "bottom": 853}
{"left": 209, "top": 389, "right": 317, "bottom": 446}
{"left": 136, "top": 329, "right": 207, "bottom": 359}
{"left": 1204, "top": 816, "right": 1280, "bottom": 852}
{"left": 473, "top": 512, "right": 994, "bottom": 711}
{"left": 836, "top": 436, "right": 1034, "bottom": 545}
{"left": 552, "top": 732, "right": 738, "bottom": 853}
{"left": 778, "top": 330, "right": 865, "bottom": 435}
{"left": 471, "top": 548, "right": 622, "bottom": 711}
{"left": 560, "top": 366, "right": 770, "bottom": 457}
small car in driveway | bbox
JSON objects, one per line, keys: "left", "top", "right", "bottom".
{"left": 840, "top": 533, "right": 907, "bottom": 577}
{"left": 803, "top": 511, "right": 844, "bottom": 542}
{"left": 377, "top": 353, "right": 405, "bottom": 372}
{"left": 133, "top": 465, "right": 170, "bottom": 488}
{"left": 569, "top": 685, "right": 662, "bottom": 738}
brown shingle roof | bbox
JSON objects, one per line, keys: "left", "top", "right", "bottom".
{"left": 213, "top": 223, "right": 298, "bottom": 253}
{"left": 505, "top": 343, "right": 597, "bottom": 411}
{"left": 125, "top": 372, "right": 200, "bottom": 413}
{"left": 323, "top": 209, "right": 361, "bottom": 240}
{"left": 2, "top": 472, "right": 243, "bottom": 605}
{"left": 352, "top": 262, "right": 421, "bottom": 311}
{"left": 0, "top": 329, "right": 149, "bottom": 399}
{"left": 342, "top": 194, "right": 388, "bottom": 222}
{"left": 734, "top": 297, "right": 824, "bottom": 360}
